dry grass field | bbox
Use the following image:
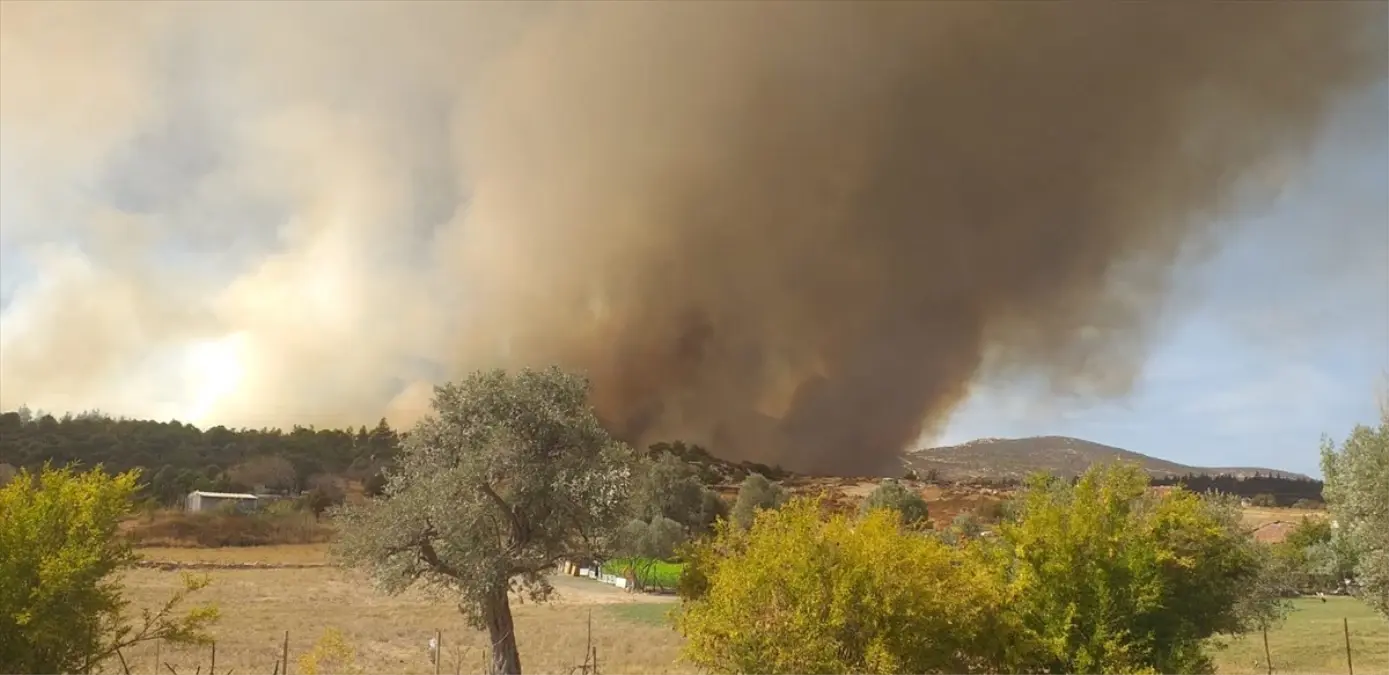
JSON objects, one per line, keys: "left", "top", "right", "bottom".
{"left": 122, "top": 547, "right": 688, "bottom": 675}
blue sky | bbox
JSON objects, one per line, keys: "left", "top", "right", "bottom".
{"left": 938, "top": 85, "right": 1389, "bottom": 477}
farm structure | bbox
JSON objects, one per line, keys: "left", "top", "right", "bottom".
{"left": 185, "top": 490, "right": 259, "bottom": 513}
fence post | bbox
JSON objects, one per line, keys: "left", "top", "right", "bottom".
{"left": 434, "top": 629, "right": 442, "bottom": 675}
{"left": 1343, "top": 617, "right": 1354, "bottom": 675}
{"left": 282, "top": 630, "right": 290, "bottom": 675}
{"left": 1262, "top": 626, "right": 1273, "bottom": 675}
{"left": 154, "top": 639, "right": 161, "bottom": 675}
{"left": 209, "top": 641, "right": 216, "bottom": 675}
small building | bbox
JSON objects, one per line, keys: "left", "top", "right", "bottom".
{"left": 185, "top": 490, "right": 259, "bottom": 513}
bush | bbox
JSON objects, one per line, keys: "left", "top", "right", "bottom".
{"left": 126, "top": 509, "right": 333, "bottom": 547}
{"left": 997, "top": 463, "right": 1279, "bottom": 674}
{"left": 676, "top": 497, "right": 1015, "bottom": 674}
{"left": 1249, "top": 493, "right": 1278, "bottom": 508}
{"left": 1291, "top": 498, "right": 1323, "bottom": 510}
{"left": 0, "top": 465, "right": 218, "bottom": 673}
{"left": 860, "top": 480, "right": 929, "bottom": 527}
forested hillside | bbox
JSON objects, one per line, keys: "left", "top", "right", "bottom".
{"left": 0, "top": 407, "right": 401, "bottom": 505}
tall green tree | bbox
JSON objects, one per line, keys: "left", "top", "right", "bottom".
{"left": 630, "top": 452, "right": 726, "bottom": 535}
{"left": 1321, "top": 407, "right": 1389, "bottom": 616}
{"left": 331, "top": 368, "right": 637, "bottom": 675}
{"left": 0, "top": 465, "right": 218, "bottom": 674}
{"left": 996, "top": 463, "right": 1279, "bottom": 674}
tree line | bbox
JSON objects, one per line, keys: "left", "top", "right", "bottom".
{"left": 0, "top": 407, "right": 402, "bottom": 505}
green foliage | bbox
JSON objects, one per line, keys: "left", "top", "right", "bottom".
{"left": 618, "top": 517, "right": 686, "bottom": 561}
{"left": 0, "top": 465, "right": 218, "bottom": 674}
{"left": 0, "top": 410, "right": 404, "bottom": 505}
{"left": 331, "top": 367, "right": 637, "bottom": 675}
{"left": 859, "top": 480, "right": 930, "bottom": 527}
{"left": 729, "top": 473, "right": 785, "bottom": 529}
{"left": 996, "top": 463, "right": 1280, "bottom": 674}
{"left": 1321, "top": 410, "right": 1389, "bottom": 616}
{"left": 676, "top": 497, "right": 1016, "bottom": 674}
{"left": 1249, "top": 493, "right": 1278, "bottom": 508}
{"left": 630, "top": 452, "right": 725, "bottom": 535}
{"left": 601, "top": 557, "right": 686, "bottom": 589}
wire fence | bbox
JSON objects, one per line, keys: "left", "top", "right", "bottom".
{"left": 94, "top": 605, "right": 1383, "bottom": 675}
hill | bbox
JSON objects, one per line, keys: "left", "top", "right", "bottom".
{"left": 905, "top": 435, "right": 1311, "bottom": 481}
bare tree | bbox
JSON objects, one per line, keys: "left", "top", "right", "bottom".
{"left": 331, "top": 368, "right": 636, "bottom": 675}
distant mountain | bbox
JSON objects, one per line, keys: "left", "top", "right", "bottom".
{"left": 905, "top": 436, "right": 1310, "bottom": 481}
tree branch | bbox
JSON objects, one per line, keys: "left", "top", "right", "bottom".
{"left": 479, "top": 482, "right": 528, "bottom": 550}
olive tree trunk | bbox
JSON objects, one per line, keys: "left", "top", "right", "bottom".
{"left": 482, "top": 584, "right": 522, "bottom": 675}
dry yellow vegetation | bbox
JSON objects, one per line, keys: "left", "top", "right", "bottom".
{"left": 119, "top": 548, "right": 686, "bottom": 675}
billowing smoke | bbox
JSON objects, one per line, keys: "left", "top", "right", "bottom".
{"left": 1, "top": 2, "right": 1384, "bottom": 474}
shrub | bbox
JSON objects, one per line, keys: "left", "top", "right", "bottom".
{"left": 1291, "top": 498, "right": 1323, "bottom": 510}
{"left": 996, "top": 463, "right": 1280, "bottom": 674}
{"left": 1249, "top": 493, "right": 1278, "bottom": 508}
{"left": 0, "top": 465, "right": 218, "bottom": 673}
{"left": 860, "top": 480, "right": 929, "bottom": 527}
{"left": 676, "top": 497, "right": 1017, "bottom": 674}
{"left": 297, "top": 627, "right": 362, "bottom": 675}
{"left": 125, "top": 509, "right": 333, "bottom": 547}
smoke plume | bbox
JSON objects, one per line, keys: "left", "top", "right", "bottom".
{"left": 1, "top": 2, "right": 1384, "bottom": 474}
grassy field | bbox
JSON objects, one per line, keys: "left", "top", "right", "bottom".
{"left": 1210, "top": 597, "right": 1387, "bottom": 674}
{"left": 599, "top": 557, "right": 686, "bottom": 589}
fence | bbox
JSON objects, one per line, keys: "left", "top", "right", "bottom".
{"left": 103, "top": 614, "right": 608, "bottom": 675}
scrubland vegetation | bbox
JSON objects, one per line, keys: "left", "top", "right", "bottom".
{"left": 2, "top": 367, "right": 1385, "bottom": 674}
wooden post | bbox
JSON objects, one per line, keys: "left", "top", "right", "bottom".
{"left": 154, "top": 640, "right": 161, "bottom": 675}
{"left": 209, "top": 641, "right": 216, "bottom": 675}
{"left": 1343, "top": 617, "right": 1354, "bottom": 675}
{"left": 282, "top": 630, "right": 289, "bottom": 675}
{"left": 434, "top": 630, "right": 442, "bottom": 675}
{"left": 1262, "top": 627, "right": 1273, "bottom": 675}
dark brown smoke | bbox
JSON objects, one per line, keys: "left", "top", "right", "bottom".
{"left": 452, "top": 2, "right": 1386, "bottom": 475}
{"left": 2, "top": 3, "right": 1383, "bottom": 475}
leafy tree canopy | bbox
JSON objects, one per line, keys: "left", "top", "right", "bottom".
{"left": 1321, "top": 408, "right": 1389, "bottom": 616}
{"left": 331, "top": 367, "right": 637, "bottom": 675}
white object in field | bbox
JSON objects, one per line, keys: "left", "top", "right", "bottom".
{"left": 615, "top": 577, "right": 628, "bottom": 589}
{"left": 428, "top": 636, "right": 438, "bottom": 663}
{"left": 580, "top": 567, "right": 593, "bottom": 577}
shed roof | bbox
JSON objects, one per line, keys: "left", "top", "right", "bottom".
{"left": 189, "top": 491, "right": 259, "bottom": 500}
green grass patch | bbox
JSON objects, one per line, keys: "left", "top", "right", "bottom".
{"left": 604, "top": 603, "right": 675, "bottom": 628}
{"left": 1209, "top": 597, "right": 1388, "bottom": 674}
{"left": 600, "top": 557, "right": 686, "bottom": 589}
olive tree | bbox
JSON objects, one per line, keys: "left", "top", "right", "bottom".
{"left": 1321, "top": 407, "right": 1389, "bottom": 616}
{"left": 730, "top": 473, "right": 785, "bottom": 529}
{"left": 332, "top": 368, "right": 637, "bottom": 675}
{"left": 630, "top": 452, "right": 727, "bottom": 535}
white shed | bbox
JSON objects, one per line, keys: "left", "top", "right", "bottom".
{"left": 186, "top": 490, "right": 259, "bottom": 513}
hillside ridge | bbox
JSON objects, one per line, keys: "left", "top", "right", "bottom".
{"left": 906, "top": 435, "right": 1310, "bottom": 481}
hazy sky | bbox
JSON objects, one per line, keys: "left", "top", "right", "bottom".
{"left": 0, "top": 3, "right": 1384, "bottom": 477}
{"left": 939, "top": 84, "right": 1388, "bottom": 477}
